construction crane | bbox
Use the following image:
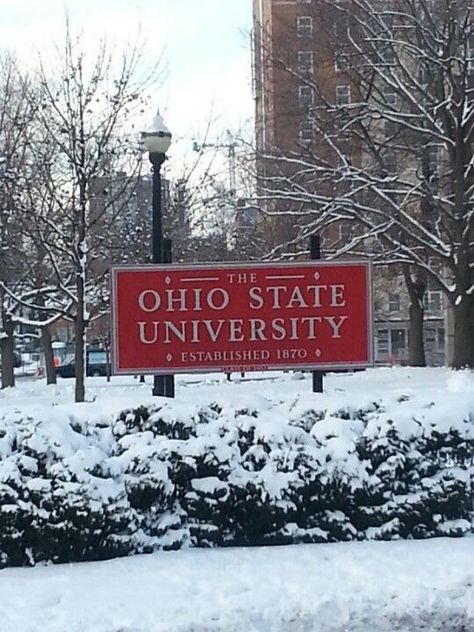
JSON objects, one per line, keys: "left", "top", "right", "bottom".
{"left": 192, "top": 130, "right": 238, "bottom": 198}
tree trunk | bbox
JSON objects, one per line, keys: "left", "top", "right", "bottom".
{"left": 75, "top": 297, "right": 86, "bottom": 403}
{"left": 41, "top": 325, "right": 57, "bottom": 385}
{"left": 402, "top": 265, "right": 426, "bottom": 367}
{"left": 451, "top": 298, "right": 474, "bottom": 368}
{"left": 75, "top": 175, "right": 88, "bottom": 403}
{"left": 408, "top": 300, "right": 426, "bottom": 366}
{"left": 1, "top": 314, "right": 15, "bottom": 388}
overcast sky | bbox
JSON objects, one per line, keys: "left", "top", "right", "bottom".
{"left": 0, "top": 0, "right": 254, "bottom": 161}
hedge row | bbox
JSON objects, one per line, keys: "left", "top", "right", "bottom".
{"left": 0, "top": 397, "right": 472, "bottom": 566}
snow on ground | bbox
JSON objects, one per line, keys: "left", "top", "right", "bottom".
{"left": 0, "top": 537, "right": 473, "bottom": 632}
{"left": 0, "top": 367, "right": 473, "bottom": 631}
{"left": 3, "top": 366, "right": 474, "bottom": 423}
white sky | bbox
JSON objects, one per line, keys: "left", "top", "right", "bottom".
{"left": 0, "top": 0, "right": 254, "bottom": 168}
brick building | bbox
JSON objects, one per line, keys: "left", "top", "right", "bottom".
{"left": 251, "top": 0, "right": 448, "bottom": 365}
{"left": 253, "top": 0, "right": 346, "bottom": 155}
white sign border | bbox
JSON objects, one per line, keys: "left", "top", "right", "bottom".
{"left": 110, "top": 260, "right": 374, "bottom": 375}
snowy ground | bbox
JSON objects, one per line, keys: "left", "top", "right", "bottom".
{"left": 4, "top": 365, "right": 474, "bottom": 420}
{"left": 0, "top": 367, "right": 473, "bottom": 631}
{"left": 0, "top": 537, "right": 473, "bottom": 631}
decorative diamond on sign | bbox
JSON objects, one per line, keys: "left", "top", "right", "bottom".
{"left": 165, "top": 276, "right": 171, "bottom": 285}
{"left": 166, "top": 354, "right": 173, "bottom": 362}
{"left": 314, "top": 271, "right": 320, "bottom": 280}
{"left": 315, "top": 349, "right": 321, "bottom": 358}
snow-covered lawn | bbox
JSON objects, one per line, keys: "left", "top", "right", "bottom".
{"left": 0, "top": 537, "right": 473, "bottom": 631}
{"left": 3, "top": 365, "right": 474, "bottom": 418}
{"left": 0, "top": 367, "right": 473, "bottom": 631}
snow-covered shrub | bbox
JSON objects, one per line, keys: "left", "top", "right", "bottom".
{"left": 0, "top": 395, "right": 472, "bottom": 566}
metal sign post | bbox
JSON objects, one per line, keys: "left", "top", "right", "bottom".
{"left": 310, "top": 235, "right": 323, "bottom": 393}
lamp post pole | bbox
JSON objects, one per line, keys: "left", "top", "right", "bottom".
{"left": 150, "top": 152, "right": 166, "bottom": 264}
{"left": 141, "top": 111, "right": 172, "bottom": 398}
{"left": 150, "top": 152, "right": 166, "bottom": 396}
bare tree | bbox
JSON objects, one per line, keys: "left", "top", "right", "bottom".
{"left": 255, "top": 0, "right": 474, "bottom": 367}
{"left": 18, "top": 141, "right": 75, "bottom": 385}
{"left": 31, "top": 22, "right": 163, "bottom": 401}
{"left": 0, "top": 54, "right": 37, "bottom": 388}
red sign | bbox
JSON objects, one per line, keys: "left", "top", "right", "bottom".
{"left": 111, "top": 261, "right": 373, "bottom": 374}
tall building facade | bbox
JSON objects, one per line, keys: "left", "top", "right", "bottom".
{"left": 253, "top": 0, "right": 359, "bottom": 249}
{"left": 253, "top": 0, "right": 344, "bottom": 156}
{"left": 251, "top": 0, "right": 448, "bottom": 365}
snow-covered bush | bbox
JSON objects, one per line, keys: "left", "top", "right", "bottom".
{"left": 0, "top": 395, "right": 472, "bottom": 566}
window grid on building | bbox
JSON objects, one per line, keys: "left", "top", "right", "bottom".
{"left": 333, "top": 13, "right": 349, "bottom": 41}
{"left": 424, "top": 290, "right": 442, "bottom": 313}
{"left": 299, "top": 84, "right": 314, "bottom": 107}
{"left": 297, "top": 51, "right": 314, "bottom": 75}
{"left": 388, "top": 293, "right": 400, "bottom": 312}
{"left": 426, "top": 145, "right": 440, "bottom": 185}
{"left": 299, "top": 119, "right": 313, "bottom": 142}
{"left": 428, "top": 145, "right": 439, "bottom": 168}
{"left": 335, "top": 53, "right": 350, "bottom": 72}
{"left": 297, "top": 16, "right": 313, "bottom": 37}
{"left": 383, "top": 87, "right": 397, "bottom": 107}
{"left": 425, "top": 327, "right": 445, "bottom": 353}
{"left": 381, "top": 46, "right": 396, "bottom": 66}
{"left": 335, "top": 84, "right": 351, "bottom": 106}
{"left": 338, "top": 223, "right": 351, "bottom": 241}
{"left": 418, "top": 65, "right": 429, "bottom": 85}
{"left": 376, "top": 328, "right": 406, "bottom": 359}
{"left": 468, "top": 38, "right": 474, "bottom": 76}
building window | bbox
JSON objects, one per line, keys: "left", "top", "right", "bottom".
{"left": 338, "top": 223, "right": 351, "bottom": 241}
{"left": 437, "top": 327, "right": 445, "bottom": 351}
{"left": 377, "top": 328, "right": 407, "bottom": 360}
{"left": 335, "top": 53, "right": 349, "bottom": 72}
{"left": 468, "top": 39, "right": 474, "bottom": 77}
{"left": 388, "top": 292, "right": 400, "bottom": 312}
{"left": 390, "top": 329, "right": 406, "bottom": 358}
{"left": 297, "top": 16, "right": 313, "bottom": 37}
{"left": 334, "top": 144, "right": 348, "bottom": 168}
{"left": 381, "top": 46, "right": 396, "bottom": 65}
{"left": 377, "top": 329, "right": 389, "bottom": 356}
{"left": 297, "top": 51, "right": 313, "bottom": 75}
{"left": 383, "top": 87, "right": 396, "bottom": 107}
{"left": 424, "top": 290, "right": 442, "bottom": 313}
{"left": 390, "top": 329, "right": 406, "bottom": 356}
{"left": 418, "top": 65, "right": 428, "bottom": 85}
{"left": 335, "top": 84, "right": 350, "bottom": 106}
{"left": 299, "top": 119, "right": 313, "bottom": 143}
{"left": 423, "top": 145, "right": 440, "bottom": 188}
{"left": 427, "top": 145, "right": 439, "bottom": 175}
{"left": 299, "top": 84, "right": 314, "bottom": 107}
{"left": 425, "top": 327, "right": 445, "bottom": 353}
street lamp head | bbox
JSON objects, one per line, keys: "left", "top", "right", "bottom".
{"left": 141, "top": 111, "right": 172, "bottom": 156}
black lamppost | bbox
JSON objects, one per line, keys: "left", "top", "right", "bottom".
{"left": 141, "top": 111, "right": 172, "bottom": 397}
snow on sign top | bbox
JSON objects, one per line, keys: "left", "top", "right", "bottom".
{"left": 111, "top": 260, "right": 374, "bottom": 375}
